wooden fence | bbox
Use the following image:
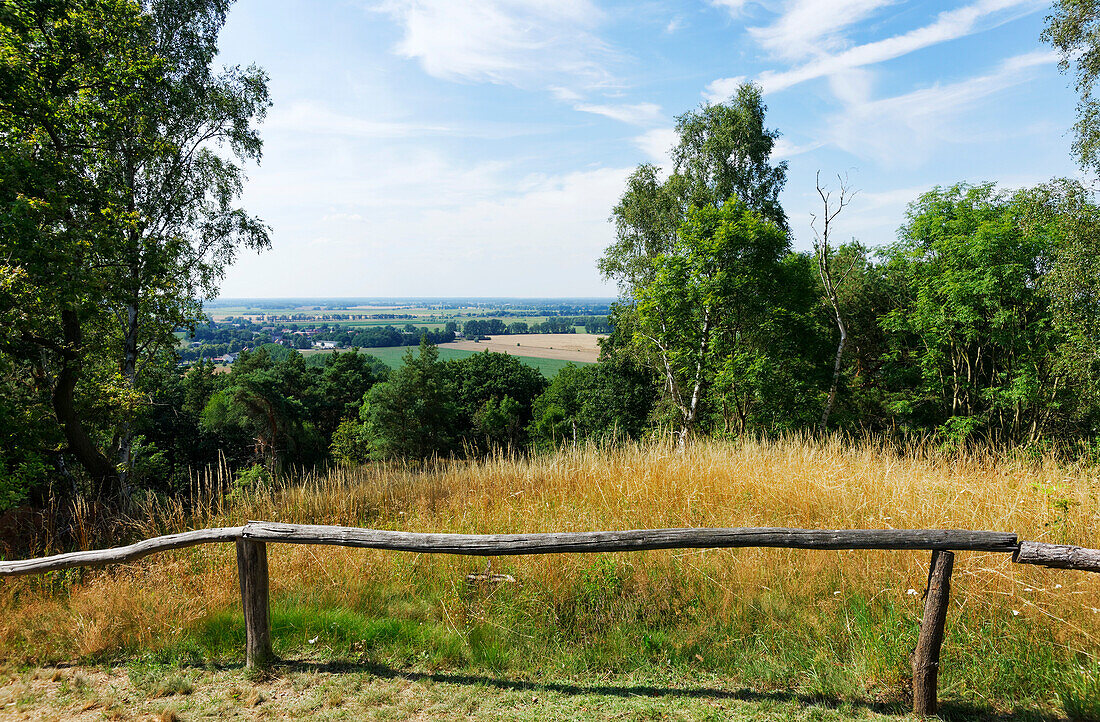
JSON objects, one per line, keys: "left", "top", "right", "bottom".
{"left": 2, "top": 522, "right": 1099, "bottom": 717}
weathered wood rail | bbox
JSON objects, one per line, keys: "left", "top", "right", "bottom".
{"left": 2, "top": 523, "right": 1098, "bottom": 717}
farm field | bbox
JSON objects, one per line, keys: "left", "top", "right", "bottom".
{"left": 305, "top": 345, "right": 581, "bottom": 377}
{"left": 440, "top": 333, "right": 605, "bottom": 363}
{"left": 204, "top": 299, "right": 612, "bottom": 332}
{"left": 1, "top": 438, "right": 1097, "bottom": 720}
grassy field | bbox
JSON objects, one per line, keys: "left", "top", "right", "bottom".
{"left": 346, "top": 346, "right": 579, "bottom": 377}
{"left": 1, "top": 438, "right": 1098, "bottom": 720}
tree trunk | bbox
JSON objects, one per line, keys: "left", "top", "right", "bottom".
{"left": 53, "top": 309, "right": 118, "bottom": 497}
{"left": 116, "top": 301, "right": 139, "bottom": 496}
{"left": 819, "top": 312, "right": 848, "bottom": 432}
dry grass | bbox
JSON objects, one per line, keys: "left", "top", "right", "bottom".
{"left": 439, "top": 333, "right": 604, "bottom": 362}
{"left": 1, "top": 436, "right": 1098, "bottom": 714}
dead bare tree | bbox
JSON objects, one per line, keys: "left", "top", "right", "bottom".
{"left": 811, "top": 171, "right": 858, "bottom": 432}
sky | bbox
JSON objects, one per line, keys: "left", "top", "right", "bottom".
{"left": 213, "top": 0, "right": 1081, "bottom": 298}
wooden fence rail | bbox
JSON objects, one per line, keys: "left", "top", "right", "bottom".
{"left": 2, "top": 522, "right": 1098, "bottom": 717}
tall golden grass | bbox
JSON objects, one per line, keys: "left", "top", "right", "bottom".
{"left": 1, "top": 435, "right": 1097, "bottom": 706}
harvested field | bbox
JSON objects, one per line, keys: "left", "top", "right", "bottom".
{"left": 440, "top": 333, "right": 604, "bottom": 363}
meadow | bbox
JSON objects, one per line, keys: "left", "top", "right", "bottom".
{"left": 1, "top": 437, "right": 1098, "bottom": 719}
{"left": 339, "top": 345, "right": 579, "bottom": 377}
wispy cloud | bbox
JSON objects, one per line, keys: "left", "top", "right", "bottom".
{"left": 575, "top": 102, "right": 663, "bottom": 126}
{"left": 703, "top": 75, "right": 746, "bottom": 103}
{"left": 756, "top": 0, "right": 1047, "bottom": 93}
{"left": 376, "top": 0, "right": 615, "bottom": 91}
{"left": 265, "top": 101, "right": 553, "bottom": 141}
{"left": 827, "top": 49, "right": 1059, "bottom": 164}
{"left": 265, "top": 102, "right": 452, "bottom": 138}
{"left": 633, "top": 127, "right": 678, "bottom": 165}
{"left": 748, "top": 0, "right": 897, "bottom": 61}
{"left": 772, "top": 137, "right": 824, "bottom": 159}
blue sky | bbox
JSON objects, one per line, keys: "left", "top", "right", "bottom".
{"left": 214, "top": 0, "right": 1079, "bottom": 298}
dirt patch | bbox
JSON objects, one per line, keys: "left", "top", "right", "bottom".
{"left": 439, "top": 334, "right": 604, "bottom": 363}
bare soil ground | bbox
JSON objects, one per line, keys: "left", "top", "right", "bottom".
{"left": 439, "top": 334, "right": 604, "bottom": 363}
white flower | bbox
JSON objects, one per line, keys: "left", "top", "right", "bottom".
{"left": 907, "top": 589, "right": 918, "bottom": 596}
{"left": 308, "top": 636, "right": 319, "bottom": 644}
{"left": 1011, "top": 610, "right": 1020, "bottom": 616}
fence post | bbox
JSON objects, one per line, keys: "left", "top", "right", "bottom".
{"left": 235, "top": 538, "right": 273, "bottom": 669}
{"left": 912, "top": 549, "right": 954, "bottom": 716}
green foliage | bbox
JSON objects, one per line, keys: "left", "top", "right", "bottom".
{"left": 360, "top": 339, "right": 460, "bottom": 460}
{"left": 199, "top": 349, "right": 323, "bottom": 469}
{"left": 226, "top": 464, "right": 271, "bottom": 505}
{"left": 1044, "top": 0, "right": 1100, "bottom": 175}
{"left": 631, "top": 200, "right": 808, "bottom": 441}
{"left": 446, "top": 351, "right": 547, "bottom": 452}
{"left": 877, "top": 182, "right": 1096, "bottom": 443}
{"left": 329, "top": 418, "right": 368, "bottom": 466}
{"left": 529, "top": 355, "right": 656, "bottom": 448}
{"left": 0, "top": 0, "right": 269, "bottom": 498}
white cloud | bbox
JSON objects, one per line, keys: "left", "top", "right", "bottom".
{"left": 550, "top": 86, "right": 583, "bottom": 102}
{"left": 828, "top": 67, "right": 874, "bottom": 107}
{"left": 266, "top": 101, "right": 452, "bottom": 138}
{"left": 748, "top": 0, "right": 897, "bottom": 61}
{"left": 376, "top": 0, "right": 614, "bottom": 91}
{"left": 709, "top": 0, "right": 751, "bottom": 13}
{"left": 321, "top": 213, "right": 364, "bottom": 223}
{"left": 575, "top": 102, "right": 663, "bottom": 126}
{"left": 665, "top": 16, "right": 685, "bottom": 33}
{"left": 756, "top": 0, "right": 1047, "bottom": 94}
{"left": 772, "top": 137, "right": 824, "bottom": 159}
{"left": 703, "top": 75, "right": 746, "bottom": 103}
{"left": 827, "top": 49, "right": 1059, "bottom": 164}
{"left": 226, "top": 159, "right": 629, "bottom": 297}
{"left": 633, "top": 127, "right": 678, "bottom": 165}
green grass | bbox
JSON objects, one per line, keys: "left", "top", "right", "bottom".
{"left": 1, "top": 661, "right": 917, "bottom": 721}
{"left": 13, "top": 568, "right": 1080, "bottom": 721}
{"left": 346, "top": 346, "right": 581, "bottom": 377}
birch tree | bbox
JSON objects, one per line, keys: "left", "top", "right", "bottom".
{"left": 0, "top": 0, "right": 269, "bottom": 500}
{"left": 633, "top": 201, "right": 788, "bottom": 446}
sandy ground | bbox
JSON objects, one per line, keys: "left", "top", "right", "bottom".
{"left": 439, "top": 334, "right": 605, "bottom": 363}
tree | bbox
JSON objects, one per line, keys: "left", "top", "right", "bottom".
{"left": 600, "top": 82, "right": 788, "bottom": 295}
{"left": 528, "top": 356, "right": 656, "bottom": 448}
{"left": 359, "top": 339, "right": 460, "bottom": 460}
{"left": 1016, "top": 179, "right": 1100, "bottom": 434}
{"left": 446, "top": 351, "right": 547, "bottom": 451}
{"left": 600, "top": 85, "right": 792, "bottom": 445}
{"left": 878, "top": 184, "right": 1066, "bottom": 444}
{"left": 0, "top": 0, "right": 269, "bottom": 499}
{"left": 201, "top": 349, "right": 318, "bottom": 469}
{"left": 1043, "top": 0, "right": 1100, "bottom": 174}
{"left": 811, "top": 172, "right": 859, "bottom": 431}
{"left": 632, "top": 201, "right": 789, "bottom": 446}
{"left": 672, "top": 83, "right": 788, "bottom": 231}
